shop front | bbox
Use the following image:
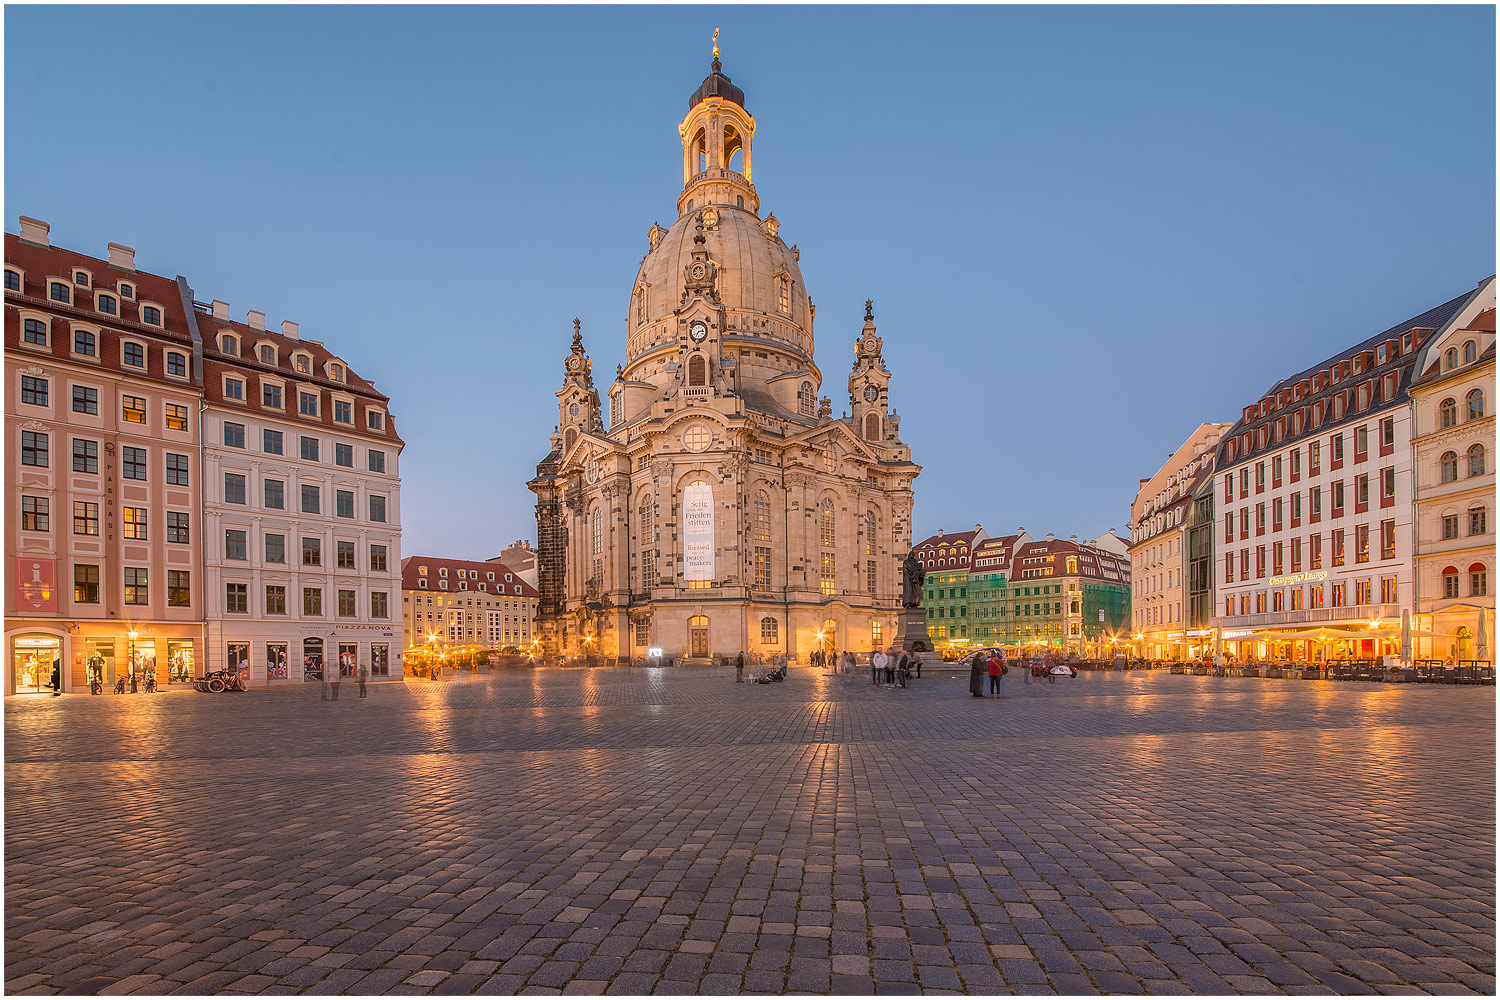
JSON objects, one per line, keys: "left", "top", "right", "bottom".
{"left": 209, "top": 625, "right": 402, "bottom": 685}
{"left": 10, "top": 632, "right": 65, "bottom": 695}
{"left": 5, "top": 622, "right": 202, "bottom": 695}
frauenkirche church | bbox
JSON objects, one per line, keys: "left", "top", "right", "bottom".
{"left": 529, "top": 47, "right": 921, "bottom": 661}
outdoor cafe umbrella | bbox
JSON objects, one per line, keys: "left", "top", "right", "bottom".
{"left": 1401, "top": 609, "right": 1412, "bottom": 667}
{"left": 1479, "top": 611, "right": 1490, "bottom": 663}
{"left": 1213, "top": 626, "right": 1222, "bottom": 657}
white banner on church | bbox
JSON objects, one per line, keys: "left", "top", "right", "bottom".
{"left": 683, "top": 483, "right": 714, "bottom": 582}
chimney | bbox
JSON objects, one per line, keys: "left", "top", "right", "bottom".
{"left": 107, "top": 243, "right": 136, "bottom": 271}
{"left": 281, "top": 320, "right": 299, "bottom": 341}
{"left": 18, "top": 217, "right": 50, "bottom": 247}
{"left": 1070, "top": 535, "right": 1077, "bottom": 543}
{"left": 937, "top": 529, "right": 944, "bottom": 538}
{"left": 1109, "top": 528, "right": 1118, "bottom": 536}
{"left": 211, "top": 300, "right": 230, "bottom": 320}
{"left": 1046, "top": 533, "right": 1054, "bottom": 542}
{"left": 974, "top": 523, "right": 982, "bottom": 533}
{"left": 247, "top": 310, "right": 266, "bottom": 331}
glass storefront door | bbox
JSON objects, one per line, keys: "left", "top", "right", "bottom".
{"left": 371, "top": 644, "right": 389, "bottom": 677}
{"left": 338, "top": 643, "right": 358, "bottom": 678}
{"left": 88, "top": 640, "right": 116, "bottom": 689}
{"left": 167, "top": 641, "right": 195, "bottom": 684}
{"left": 13, "top": 636, "right": 60, "bottom": 693}
{"left": 266, "top": 643, "right": 289, "bottom": 680}
{"left": 227, "top": 643, "right": 250, "bottom": 680}
{"left": 303, "top": 638, "right": 324, "bottom": 682}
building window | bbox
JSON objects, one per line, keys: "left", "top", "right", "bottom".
{"left": 166, "top": 351, "right": 186, "bottom": 377}
{"left": 798, "top": 382, "right": 814, "bottom": 416}
{"left": 21, "top": 496, "right": 49, "bottom": 531}
{"left": 225, "top": 583, "right": 248, "bottom": 614}
{"left": 225, "top": 529, "right": 248, "bottom": 560}
{"left": 868, "top": 559, "right": 877, "bottom": 594}
{"left": 20, "top": 375, "right": 48, "bottom": 406}
{"left": 638, "top": 495, "right": 655, "bottom": 586}
{"left": 258, "top": 343, "right": 276, "bottom": 365}
{"left": 68, "top": 386, "right": 98, "bottom": 416}
{"left": 302, "top": 537, "right": 322, "bottom": 566}
{"left": 301, "top": 484, "right": 320, "bottom": 514}
{"left": 820, "top": 552, "right": 836, "bottom": 596}
{"left": 123, "top": 342, "right": 145, "bottom": 368}
{"left": 122, "top": 507, "right": 147, "bottom": 540}
{"left": 73, "top": 329, "right": 96, "bottom": 355}
{"left": 264, "top": 479, "right": 285, "bottom": 509}
{"left": 370, "top": 544, "right": 388, "bottom": 572}
{"left": 369, "top": 449, "right": 386, "bottom": 473}
{"left": 334, "top": 400, "right": 353, "bottom": 424}
{"left": 223, "top": 422, "right": 246, "bottom": 448}
{"left": 167, "top": 511, "right": 189, "bottom": 544}
{"left": 1441, "top": 451, "right": 1459, "bottom": 483}
{"left": 369, "top": 496, "right": 387, "bottom": 522}
{"left": 300, "top": 436, "right": 319, "bottom": 462}
{"left": 74, "top": 501, "right": 99, "bottom": 536}
{"left": 74, "top": 564, "right": 99, "bottom": 603}
{"left": 1470, "top": 506, "right": 1488, "bottom": 536}
{"left": 124, "top": 568, "right": 148, "bottom": 605}
{"left": 119, "top": 283, "right": 134, "bottom": 299}
{"left": 72, "top": 438, "right": 99, "bottom": 473}
{"left": 819, "top": 499, "right": 836, "bottom": 547}
{"left": 1443, "top": 567, "right": 1460, "bottom": 599}
{"left": 1355, "top": 523, "right": 1370, "bottom": 564}
{"left": 266, "top": 586, "right": 287, "bottom": 614}
{"left": 299, "top": 392, "right": 318, "bottom": 416}
{"left": 223, "top": 473, "right": 246, "bottom": 504}
{"left": 121, "top": 446, "right": 146, "bottom": 480}
{"left": 265, "top": 533, "right": 286, "bottom": 563}
{"left": 338, "top": 590, "right": 357, "bottom": 617}
{"left": 372, "top": 591, "right": 389, "bottom": 619}
{"left": 1467, "top": 444, "right": 1486, "bottom": 477}
{"left": 1468, "top": 389, "right": 1486, "bottom": 421}
{"left": 220, "top": 334, "right": 238, "bottom": 355}
{"left": 165, "top": 403, "right": 188, "bottom": 431}
{"left": 367, "top": 410, "right": 385, "bottom": 430}
{"left": 263, "top": 429, "right": 284, "bottom": 455}
{"left": 95, "top": 294, "right": 116, "bottom": 315}
{"left": 760, "top": 617, "right": 779, "bottom": 643}
{"left": 262, "top": 383, "right": 283, "bottom": 409}
{"left": 335, "top": 443, "right": 354, "bottom": 467}
{"left": 1381, "top": 466, "right": 1395, "bottom": 499}
{"left": 142, "top": 306, "right": 162, "bottom": 325}
{"left": 1332, "top": 529, "right": 1345, "bottom": 567}
{"left": 122, "top": 395, "right": 146, "bottom": 424}
{"left": 1471, "top": 564, "right": 1489, "bottom": 597}
{"left": 224, "top": 378, "right": 245, "bottom": 401}
{"left": 50, "top": 282, "right": 70, "bottom": 303}
{"left": 20, "top": 431, "right": 48, "bottom": 467}
{"left": 337, "top": 541, "right": 356, "bottom": 569}
{"left": 4, "top": 269, "right": 19, "bottom": 291}
{"left": 303, "top": 588, "right": 323, "bottom": 616}
{"left": 1443, "top": 513, "right": 1460, "bottom": 539}
{"left": 1465, "top": 341, "right": 1478, "bottom": 364}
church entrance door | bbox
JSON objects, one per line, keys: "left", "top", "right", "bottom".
{"left": 689, "top": 616, "right": 710, "bottom": 659}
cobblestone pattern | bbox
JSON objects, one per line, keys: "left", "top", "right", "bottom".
{"left": 6, "top": 669, "right": 1494, "bottom": 995}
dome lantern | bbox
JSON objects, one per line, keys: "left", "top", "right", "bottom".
{"left": 677, "top": 35, "right": 757, "bottom": 219}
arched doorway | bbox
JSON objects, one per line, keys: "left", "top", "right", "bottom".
{"left": 1455, "top": 626, "right": 1475, "bottom": 662}
{"left": 820, "top": 619, "right": 838, "bottom": 655}
{"left": 689, "top": 616, "right": 710, "bottom": 658}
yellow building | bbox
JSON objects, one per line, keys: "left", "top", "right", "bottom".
{"left": 400, "top": 556, "right": 538, "bottom": 670}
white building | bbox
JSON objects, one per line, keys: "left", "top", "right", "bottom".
{"left": 196, "top": 300, "right": 404, "bottom": 684}
{"left": 1210, "top": 288, "right": 1479, "bottom": 662}
{"left": 1409, "top": 277, "right": 1494, "bottom": 662}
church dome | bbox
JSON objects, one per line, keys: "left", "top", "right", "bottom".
{"left": 626, "top": 204, "right": 812, "bottom": 366}
{"left": 688, "top": 58, "right": 745, "bottom": 111}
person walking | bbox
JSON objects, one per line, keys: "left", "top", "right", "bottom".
{"left": 987, "top": 652, "right": 1003, "bottom": 697}
{"left": 910, "top": 653, "right": 921, "bottom": 680}
{"left": 736, "top": 650, "right": 745, "bottom": 684}
{"left": 330, "top": 662, "right": 342, "bottom": 701}
{"left": 357, "top": 660, "right": 369, "bottom": 698}
{"left": 968, "top": 652, "right": 986, "bottom": 698}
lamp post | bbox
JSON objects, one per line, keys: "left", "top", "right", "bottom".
{"left": 128, "top": 629, "right": 139, "bottom": 693}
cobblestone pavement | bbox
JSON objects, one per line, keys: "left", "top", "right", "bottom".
{"left": 6, "top": 668, "right": 1494, "bottom": 995}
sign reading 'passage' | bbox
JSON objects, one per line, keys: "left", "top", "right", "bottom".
{"left": 683, "top": 483, "right": 715, "bottom": 581}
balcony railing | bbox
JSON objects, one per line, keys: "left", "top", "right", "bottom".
{"left": 681, "top": 386, "right": 713, "bottom": 400}
{"left": 1216, "top": 604, "right": 1400, "bottom": 629}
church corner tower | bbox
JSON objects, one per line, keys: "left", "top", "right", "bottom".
{"left": 530, "top": 38, "right": 921, "bottom": 662}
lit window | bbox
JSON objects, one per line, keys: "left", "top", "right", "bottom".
{"left": 122, "top": 395, "right": 146, "bottom": 424}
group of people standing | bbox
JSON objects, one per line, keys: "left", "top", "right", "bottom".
{"left": 321, "top": 661, "right": 370, "bottom": 701}
{"left": 870, "top": 649, "right": 919, "bottom": 688}
{"left": 969, "top": 650, "right": 1008, "bottom": 697}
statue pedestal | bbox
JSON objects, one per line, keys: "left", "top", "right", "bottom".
{"left": 895, "top": 607, "right": 938, "bottom": 660}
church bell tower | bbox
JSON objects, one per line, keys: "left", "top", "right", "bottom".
{"left": 849, "top": 300, "right": 892, "bottom": 443}
{"left": 556, "top": 319, "right": 600, "bottom": 454}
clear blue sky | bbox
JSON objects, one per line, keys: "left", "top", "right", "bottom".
{"left": 8, "top": 6, "right": 1494, "bottom": 557}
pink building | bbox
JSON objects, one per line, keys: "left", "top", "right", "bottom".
{"left": 6, "top": 219, "right": 205, "bottom": 693}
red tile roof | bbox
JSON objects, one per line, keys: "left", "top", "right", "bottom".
{"left": 912, "top": 529, "right": 981, "bottom": 570}
{"left": 401, "top": 556, "right": 538, "bottom": 598}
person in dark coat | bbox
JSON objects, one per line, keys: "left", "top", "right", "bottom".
{"left": 736, "top": 651, "right": 745, "bottom": 684}
{"left": 969, "top": 653, "right": 986, "bottom": 698}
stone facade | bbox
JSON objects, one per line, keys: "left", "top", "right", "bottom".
{"left": 529, "top": 56, "right": 921, "bottom": 662}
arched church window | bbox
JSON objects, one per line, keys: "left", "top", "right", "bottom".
{"left": 754, "top": 491, "right": 771, "bottom": 542}
{"left": 638, "top": 493, "right": 655, "bottom": 586}
{"left": 591, "top": 505, "right": 603, "bottom": 555}
{"left": 798, "top": 382, "right": 814, "bottom": 416}
{"left": 865, "top": 512, "right": 877, "bottom": 557}
{"left": 864, "top": 413, "right": 880, "bottom": 441}
{"left": 635, "top": 288, "right": 646, "bottom": 328}
{"left": 823, "top": 448, "right": 835, "bottom": 473}
{"left": 777, "top": 277, "right": 790, "bottom": 314}
{"left": 564, "top": 427, "right": 577, "bottom": 452}
{"left": 820, "top": 499, "right": 836, "bottom": 548}
{"left": 688, "top": 354, "right": 708, "bottom": 387}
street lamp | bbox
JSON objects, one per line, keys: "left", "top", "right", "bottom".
{"left": 128, "top": 629, "right": 139, "bottom": 692}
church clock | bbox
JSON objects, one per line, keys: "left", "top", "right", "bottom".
{"left": 689, "top": 321, "right": 708, "bottom": 343}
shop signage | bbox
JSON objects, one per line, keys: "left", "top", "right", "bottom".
{"left": 1268, "top": 570, "right": 1328, "bottom": 587}
{"left": 13, "top": 557, "right": 57, "bottom": 613}
{"left": 683, "top": 483, "right": 714, "bottom": 581}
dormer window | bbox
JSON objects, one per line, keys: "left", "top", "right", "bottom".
{"left": 367, "top": 409, "right": 386, "bottom": 431}
{"left": 259, "top": 343, "right": 276, "bottom": 365}
{"left": 122, "top": 341, "right": 146, "bottom": 368}
{"left": 777, "top": 275, "right": 790, "bottom": 313}
{"left": 418, "top": 565, "right": 427, "bottom": 575}
{"left": 1376, "top": 345, "right": 1388, "bottom": 364}
{"left": 488, "top": 572, "right": 496, "bottom": 581}
{"left": 5, "top": 269, "right": 21, "bottom": 291}
{"left": 50, "top": 281, "right": 70, "bottom": 303}
{"left": 141, "top": 305, "right": 162, "bottom": 326}
{"left": 220, "top": 334, "right": 238, "bottom": 355}
{"left": 329, "top": 363, "right": 345, "bottom": 382}
{"left": 293, "top": 353, "right": 311, "bottom": 374}
{"left": 439, "top": 568, "right": 448, "bottom": 577}
{"left": 119, "top": 283, "right": 134, "bottom": 299}
{"left": 74, "top": 271, "right": 90, "bottom": 287}
{"left": 334, "top": 400, "right": 353, "bottom": 424}
{"left": 97, "top": 294, "right": 116, "bottom": 315}
{"left": 166, "top": 351, "right": 187, "bottom": 378}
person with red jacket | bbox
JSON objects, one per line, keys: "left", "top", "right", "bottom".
{"left": 987, "top": 652, "right": 1004, "bottom": 697}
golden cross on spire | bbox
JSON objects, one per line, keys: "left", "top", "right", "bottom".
{"left": 712, "top": 27, "right": 720, "bottom": 61}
